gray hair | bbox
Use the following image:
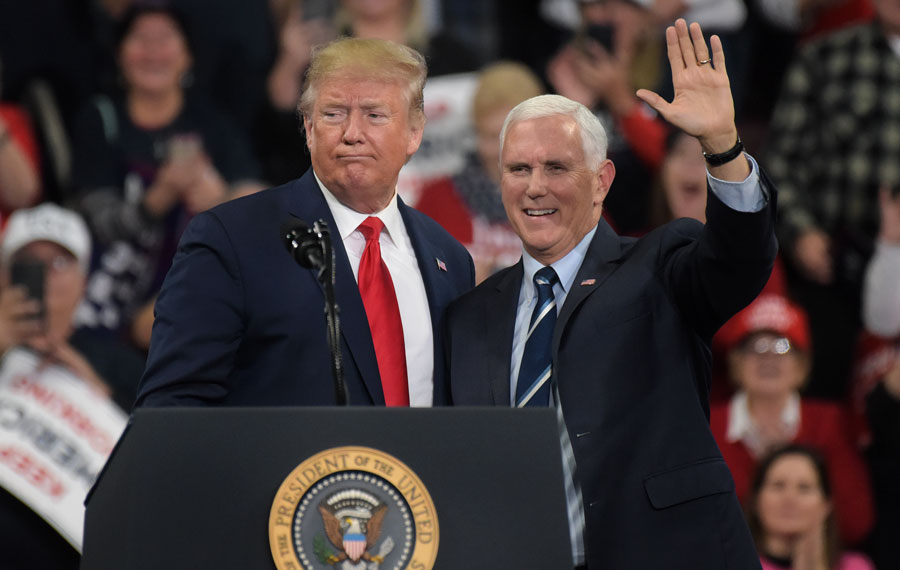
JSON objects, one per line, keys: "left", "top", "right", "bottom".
{"left": 499, "top": 94, "right": 609, "bottom": 170}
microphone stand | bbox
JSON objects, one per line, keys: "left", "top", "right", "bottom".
{"left": 310, "top": 220, "right": 348, "bottom": 406}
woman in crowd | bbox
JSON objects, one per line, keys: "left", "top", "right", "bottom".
{"left": 647, "top": 129, "right": 707, "bottom": 228}
{"left": 545, "top": 0, "right": 666, "bottom": 234}
{"left": 710, "top": 294, "right": 874, "bottom": 546}
{"left": 745, "top": 445, "right": 874, "bottom": 570}
{"left": 70, "top": 3, "right": 262, "bottom": 342}
{"left": 255, "top": 0, "right": 331, "bottom": 185}
{"left": 335, "top": 0, "right": 480, "bottom": 76}
{"left": 415, "top": 61, "right": 542, "bottom": 282}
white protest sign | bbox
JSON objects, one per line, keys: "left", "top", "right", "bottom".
{"left": 0, "top": 348, "right": 127, "bottom": 551}
{"left": 398, "top": 72, "right": 479, "bottom": 206}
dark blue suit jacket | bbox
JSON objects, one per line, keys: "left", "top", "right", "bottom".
{"left": 136, "top": 170, "right": 474, "bottom": 407}
{"left": 444, "top": 187, "right": 777, "bottom": 569}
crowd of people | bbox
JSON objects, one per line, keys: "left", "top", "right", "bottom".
{"left": 0, "top": 0, "right": 898, "bottom": 569}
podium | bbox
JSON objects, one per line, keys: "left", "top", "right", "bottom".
{"left": 82, "top": 407, "right": 572, "bottom": 569}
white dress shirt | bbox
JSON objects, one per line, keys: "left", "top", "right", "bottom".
{"left": 315, "top": 173, "right": 434, "bottom": 407}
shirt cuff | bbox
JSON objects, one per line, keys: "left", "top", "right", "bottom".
{"left": 707, "top": 153, "right": 765, "bottom": 213}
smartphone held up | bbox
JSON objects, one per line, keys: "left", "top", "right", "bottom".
{"left": 9, "top": 257, "right": 46, "bottom": 326}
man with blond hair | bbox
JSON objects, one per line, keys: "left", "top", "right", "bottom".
{"left": 136, "top": 38, "right": 474, "bottom": 408}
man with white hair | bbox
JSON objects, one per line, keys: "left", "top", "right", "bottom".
{"left": 445, "top": 20, "right": 775, "bottom": 569}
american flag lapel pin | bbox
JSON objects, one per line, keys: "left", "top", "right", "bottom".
{"left": 580, "top": 278, "right": 596, "bottom": 286}
{"left": 436, "top": 258, "right": 447, "bottom": 272}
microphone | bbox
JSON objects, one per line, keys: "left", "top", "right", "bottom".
{"left": 279, "top": 216, "right": 348, "bottom": 405}
{"left": 281, "top": 217, "right": 324, "bottom": 269}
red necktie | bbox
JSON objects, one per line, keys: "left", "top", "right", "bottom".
{"left": 357, "top": 217, "right": 409, "bottom": 406}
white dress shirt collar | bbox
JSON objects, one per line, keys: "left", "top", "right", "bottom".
{"left": 726, "top": 390, "right": 800, "bottom": 456}
{"left": 314, "top": 171, "right": 405, "bottom": 246}
{"left": 520, "top": 226, "right": 598, "bottom": 308}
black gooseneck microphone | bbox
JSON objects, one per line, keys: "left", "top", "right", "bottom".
{"left": 281, "top": 218, "right": 324, "bottom": 269}
{"left": 281, "top": 217, "right": 348, "bottom": 406}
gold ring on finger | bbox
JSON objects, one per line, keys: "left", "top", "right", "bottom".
{"left": 696, "top": 58, "right": 712, "bottom": 66}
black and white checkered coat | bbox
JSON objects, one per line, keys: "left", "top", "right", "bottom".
{"left": 767, "top": 22, "right": 900, "bottom": 280}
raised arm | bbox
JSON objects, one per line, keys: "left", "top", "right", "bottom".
{"left": 636, "top": 19, "right": 749, "bottom": 182}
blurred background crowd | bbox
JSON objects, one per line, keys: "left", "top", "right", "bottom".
{"left": 0, "top": 0, "right": 898, "bottom": 568}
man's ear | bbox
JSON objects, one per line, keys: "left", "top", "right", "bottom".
{"left": 406, "top": 115, "right": 426, "bottom": 159}
{"left": 302, "top": 113, "right": 312, "bottom": 150}
{"left": 594, "top": 159, "right": 616, "bottom": 206}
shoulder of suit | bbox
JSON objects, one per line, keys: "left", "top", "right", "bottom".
{"left": 450, "top": 263, "right": 518, "bottom": 310}
{"left": 207, "top": 180, "right": 295, "bottom": 224}
{"left": 613, "top": 218, "right": 703, "bottom": 261}
{"left": 659, "top": 216, "right": 705, "bottom": 237}
{"left": 481, "top": 263, "right": 519, "bottom": 288}
{"left": 654, "top": 217, "right": 704, "bottom": 247}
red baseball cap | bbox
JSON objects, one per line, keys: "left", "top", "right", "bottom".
{"left": 716, "top": 294, "right": 812, "bottom": 354}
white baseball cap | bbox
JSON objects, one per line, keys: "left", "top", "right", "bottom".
{"left": 1, "top": 203, "right": 92, "bottom": 272}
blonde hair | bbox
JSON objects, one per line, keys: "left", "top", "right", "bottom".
{"left": 334, "top": 0, "right": 428, "bottom": 53}
{"left": 299, "top": 37, "right": 427, "bottom": 125}
{"left": 471, "top": 61, "right": 544, "bottom": 126}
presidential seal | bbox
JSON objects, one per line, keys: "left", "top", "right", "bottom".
{"left": 269, "top": 446, "right": 439, "bottom": 570}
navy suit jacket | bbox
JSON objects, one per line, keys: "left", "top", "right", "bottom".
{"left": 136, "top": 170, "right": 474, "bottom": 407}
{"left": 444, "top": 187, "right": 776, "bottom": 569}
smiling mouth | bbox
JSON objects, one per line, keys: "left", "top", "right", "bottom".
{"left": 525, "top": 209, "right": 557, "bottom": 216}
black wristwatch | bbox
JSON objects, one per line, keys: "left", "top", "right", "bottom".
{"left": 703, "top": 136, "right": 744, "bottom": 166}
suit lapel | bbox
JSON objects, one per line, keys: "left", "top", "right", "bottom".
{"left": 399, "top": 200, "right": 451, "bottom": 340}
{"left": 487, "top": 263, "right": 523, "bottom": 406}
{"left": 553, "top": 220, "right": 623, "bottom": 355}
{"left": 287, "top": 172, "right": 384, "bottom": 405}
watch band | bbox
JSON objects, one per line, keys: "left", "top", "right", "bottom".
{"left": 703, "top": 136, "right": 744, "bottom": 166}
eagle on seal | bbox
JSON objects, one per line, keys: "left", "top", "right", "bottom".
{"left": 318, "top": 501, "right": 389, "bottom": 564}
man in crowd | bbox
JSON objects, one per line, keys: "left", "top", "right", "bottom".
{"left": 135, "top": 38, "right": 474, "bottom": 408}
{"left": 445, "top": 20, "right": 775, "bottom": 569}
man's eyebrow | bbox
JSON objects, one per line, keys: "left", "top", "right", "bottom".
{"left": 359, "top": 102, "right": 392, "bottom": 112}
{"left": 504, "top": 161, "right": 530, "bottom": 169}
{"left": 543, "top": 159, "right": 568, "bottom": 168}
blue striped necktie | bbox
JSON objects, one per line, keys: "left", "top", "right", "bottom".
{"left": 516, "top": 266, "right": 559, "bottom": 407}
